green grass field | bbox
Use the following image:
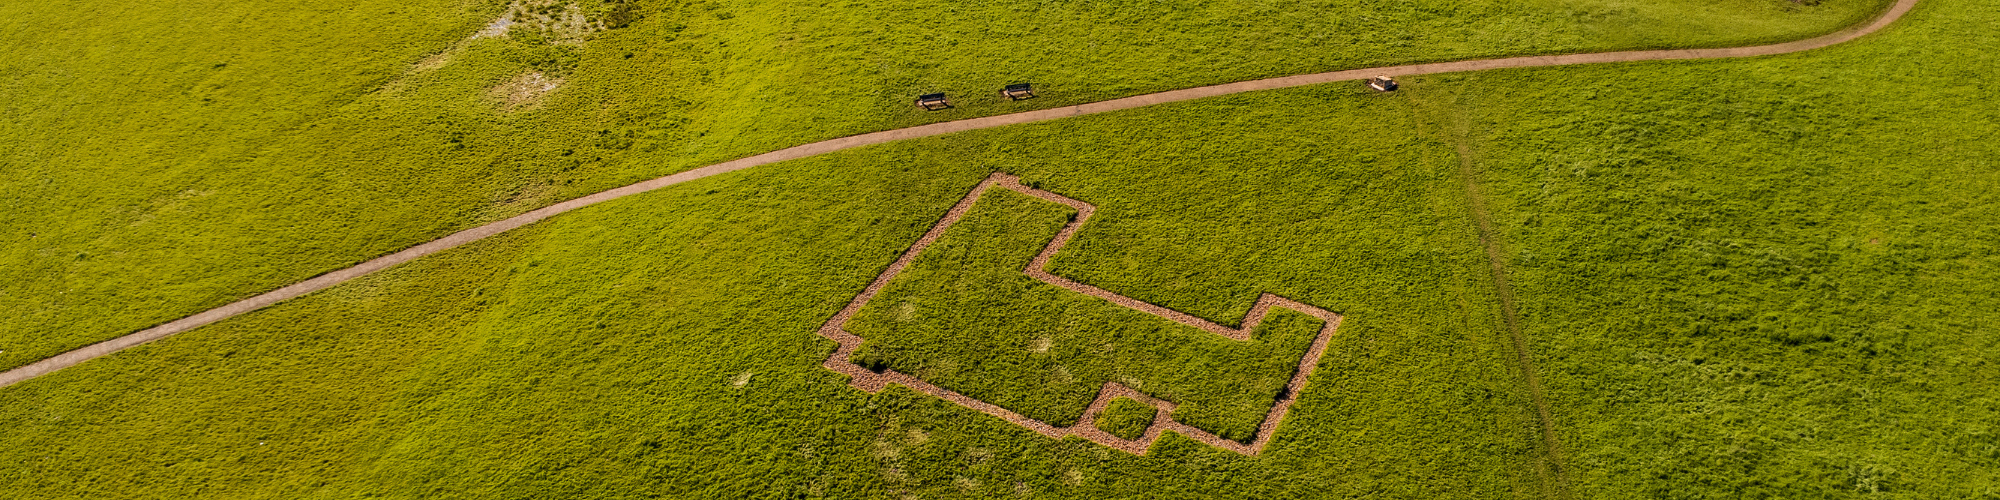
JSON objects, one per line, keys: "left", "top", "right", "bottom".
{"left": 1, "top": 76, "right": 1552, "bottom": 497}
{"left": 1428, "top": 0, "right": 2000, "bottom": 493}
{"left": 7, "top": 0, "right": 1993, "bottom": 497}
{"left": 0, "top": 0, "right": 1887, "bottom": 371}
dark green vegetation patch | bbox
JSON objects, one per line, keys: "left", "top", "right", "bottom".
{"left": 1095, "top": 397, "right": 1157, "bottom": 441}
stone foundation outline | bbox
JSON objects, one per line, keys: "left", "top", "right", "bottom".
{"left": 814, "top": 173, "right": 1343, "bottom": 455}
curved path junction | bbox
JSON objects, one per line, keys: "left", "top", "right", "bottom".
{"left": 0, "top": 0, "right": 1919, "bottom": 390}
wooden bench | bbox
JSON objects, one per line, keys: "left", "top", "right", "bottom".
{"left": 915, "top": 93, "right": 951, "bottom": 110}
{"left": 1001, "top": 83, "right": 1035, "bottom": 100}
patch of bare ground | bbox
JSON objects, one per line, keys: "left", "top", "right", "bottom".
{"left": 383, "top": 1, "right": 617, "bottom": 91}
{"left": 419, "top": 57, "right": 459, "bottom": 79}
{"left": 489, "top": 71, "right": 564, "bottom": 111}
{"left": 473, "top": 12, "right": 516, "bottom": 40}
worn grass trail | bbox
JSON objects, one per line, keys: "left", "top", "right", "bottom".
{"left": 1445, "top": 101, "right": 1573, "bottom": 497}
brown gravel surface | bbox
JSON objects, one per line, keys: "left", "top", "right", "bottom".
{"left": 816, "top": 173, "right": 1344, "bottom": 455}
{"left": 1, "top": 0, "right": 1915, "bottom": 390}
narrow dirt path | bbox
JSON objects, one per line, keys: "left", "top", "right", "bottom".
{"left": 0, "top": 0, "right": 1917, "bottom": 390}
{"left": 816, "top": 173, "right": 1342, "bottom": 455}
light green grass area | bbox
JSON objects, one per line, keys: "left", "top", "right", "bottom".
{"left": 1095, "top": 397, "right": 1157, "bottom": 441}
{"left": 6, "top": 0, "right": 1992, "bottom": 497}
{"left": 1448, "top": 2, "right": 1992, "bottom": 496}
{"left": 846, "top": 188, "right": 1323, "bottom": 440}
{"left": 0, "top": 0, "right": 1886, "bottom": 371}
{"left": 0, "top": 82, "right": 1550, "bottom": 497}
{"left": 1392, "top": 0, "right": 1999, "bottom": 495}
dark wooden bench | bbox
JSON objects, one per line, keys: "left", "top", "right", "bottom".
{"left": 1001, "top": 83, "right": 1035, "bottom": 100}
{"left": 915, "top": 93, "right": 951, "bottom": 110}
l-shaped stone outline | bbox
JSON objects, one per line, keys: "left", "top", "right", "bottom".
{"left": 814, "top": 173, "right": 1342, "bottom": 455}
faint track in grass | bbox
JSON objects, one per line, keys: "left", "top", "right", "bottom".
{"left": 1, "top": 0, "right": 1918, "bottom": 415}
{"left": 1446, "top": 107, "right": 1574, "bottom": 497}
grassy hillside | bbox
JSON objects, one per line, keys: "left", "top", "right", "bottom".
{"left": 0, "top": 0, "right": 1888, "bottom": 370}
{"left": 1404, "top": 0, "right": 2000, "bottom": 495}
{"left": 6, "top": 0, "right": 1989, "bottom": 497}
{"left": 0, "top": 83, "right": 1550, "bottom": 497}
